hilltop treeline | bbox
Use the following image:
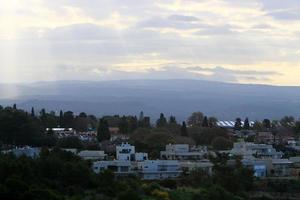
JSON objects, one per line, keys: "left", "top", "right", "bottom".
{"left": 1, "top": 104, "right": 300, "bottom": 154}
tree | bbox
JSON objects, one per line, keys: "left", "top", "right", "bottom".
{"left": 0, "top": 107, "right": 44, "bottom": 145}
{"left": 189, "top": 127, "right": 228, "bottom": 146}
{"left": 62, "top": 111, "right": 74, "bottom": 128}
{"left": 143, "top": 117, "right": 151, "bottom": 128}
{"left": 234, "top": 118, "right": 242, "bottom": 130}
{"left": 59, "top": 110, "right": 63, "bottom": 127}
{"left": 253, "top": 120, "right": 263, "bottom": 131}
{"left": 187, "top": 112, "right": 204, "bottom": 127}
{"left": 211, "top": 137, "right": 233, "bottom": 150}
{"left": 128, "top": 116, "right": 138, "bottom": 133}
{"left": 295, "top": 121, "right": 300, "bottom": 138}
{"left": 138, "top": 111, "right": 144, "bottom": 122}
{"left": 40, "top": 109, "right": 46, "bottom": 117}
{"left": 31, "top": 107, "right": 35, "bottom": 117}
{"left": 119, "top": 116, "right": 129, "bottom": 134}
{"left": 57, "top": 136, "right": 83, "bottom": 149}
{"left": 78, "top": 112, "right": 87, "bottom": 118}
{"left": 180, "top": 121, "right": 188, "bottom": 136}
{"left": 244, "top": 117, "right": 250, "bottom": 130}
{"left": 169, "top": 116, "right": 177, "bottom": 124}
{"left": 156, "top": 113, "right": 167, "bottom": 128}
{"left": 208, "top": 117, "right": 218, "bottom": 127}
{"left": 97, "top": 119, "right": 110, "bottom": 142}
{"left": 202, "top": 116, "right": 209, "bottom": 127}
{"left": 13, "top": 104, "right": 17, "bottom": 110}
{"left": 280, "top": 116, "right": 295, "bottom": 127}
{"left": 263, "top": 119, "right": 271, "bottom": 129}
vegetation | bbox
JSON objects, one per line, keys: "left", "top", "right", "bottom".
{"left": 0, "top": 149, "right": 258, "bottom": 200}
{"left": 1, "top": 105, "right": 300, "bottom": 199}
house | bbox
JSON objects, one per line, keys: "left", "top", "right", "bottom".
{"left": 109, "top": 127, "right": 130, "bottom": 142}
{"left": 255, "top": 132, "right": 277, "bottom": 144}
{"left": 230, "top": 142, "right": 283, "bottom": 159}
{"left": 179, "top": 160, "right": 213, "bottom": 175}
{"left": 289, "top": 157, "right": 300, "bottom": 177}
{"left": 137, "top": 160, "right": 182, "bottom": 180}
{"left": 46, "top": 128, "right": 75, "bottom": 137}
{"left": 116, "top": 143, "right": 148, "bottom": 161}
{"left": 109, "top": 127, "right": 120, "bottom": 134}
{"left": 62, "top": 148, "right": 78, "bottom": 154}
{"left": 242, "top": 159, "right": 268, "bottom": 177}
{"left": 270, "top": 159, "right": 293, "bottom": 177}
{"left": 92, "top": 143, "right": 183, "bottom": 180}
{"left": 2, "top": 146, "right": 41, "bottom": 158}
{"left": 160, "top": 144, "right": 206, "bottom": 160}
{"left": 93, "top": 160, "right": 133, "bottom": 176}
{"left": 78, "top": 150, "right": 107, "bottom": 160}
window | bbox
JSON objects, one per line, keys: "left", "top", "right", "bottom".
{"left": 120, "top": 166, "right": 129, "bottom": 172}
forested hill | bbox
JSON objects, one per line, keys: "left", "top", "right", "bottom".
{"left": 0, "top": 79, "right": 300, "bottom": 121}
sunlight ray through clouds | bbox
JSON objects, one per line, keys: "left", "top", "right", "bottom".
{"left": 1, "top": 0, "right": 300, "bottom": 85}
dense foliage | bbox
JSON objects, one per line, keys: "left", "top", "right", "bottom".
{"left": 0, "top": 149, "right": 262, "bottom": 200}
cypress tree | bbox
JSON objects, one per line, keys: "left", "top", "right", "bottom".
{"left": 244, "top": 117, "right": 250, "bottom": 130}
{"left": 97, "top": 119, "right": 110, "bottom": 142}
{"left": 59, "top": 110, "right": 63, "bottom": 127}
{"left": 202, "top": 116, "right": 209, "bottom": 127}
{"left": 31, "top": 107, "right": 35, "bottom": 117}
{"left": 234, "top": 118, "right": 242, "bottom": 130}
{"left": 181, "top": 121, "right": 188, "bottom": 136}
{"left": 156, "top": 113, "right": 167, "bottom": 127}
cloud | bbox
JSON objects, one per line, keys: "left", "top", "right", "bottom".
{"left": 137, "top": 14, "right": 208, "bottom": 30}
{"left": 168, "top": 14, "right": 199, "bottom": 22}
{"left": 260, "top": 0, "right": 300, "bottom": 20}
{"left": 1, "top": 0, "right": 300, "bottom": 85}
{"left": 87, "top": 65, "right": 281, "bottom": 84}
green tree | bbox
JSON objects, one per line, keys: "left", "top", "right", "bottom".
{"left": 263, "top": 119, "right": 271, "bottom": 130}
{"left": 119, "top": 116, "right": 129, "bottom": 134}
{"left": 57, "top": 136, "right": 84, "bottom": 149}
{"left": 0, "top": 107, "right": 43, "bottom": 145}
{"left": 253, "top": 120, "right": 263, "bottom": 131}
{"left": 187, "top": 112, "right": 204, "bottom": 127}
{"left": 208, "top": 117, "right": 218, "bottom": 127}
{"left": 156, "top": 113, "right": 167, "bottom": 128}
{"left": 211, "top": 137, "right": 233, "bottom": 150}
{"left": 180, "top": 121, "right": 188, "bottom": 136}
{"left": 97, "top": 119, "right": 110, "bottom": 142}
{"left": 234, "top": 118, "right": 242, "bottom": 130}
{"left": 280, "top": 116, "right": 295, "bottom": 127}
{"left": 244, "top": 117, "right": 250, "bottom": 130}
{"left": 169, "top": 116, "right": 177, "bottom": 124}
{"left": 31, "top": 107, "right": 35, "bottom": 117}
{"left": 202, "top": 116, "right": 209, "bottom": 127}
{"left": 62, "top": 111, "right": 74, "bottom": 128}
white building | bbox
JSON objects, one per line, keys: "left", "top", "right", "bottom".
{"left": 242, "top": 159, "right": 268, "bottom": 177}
{"left": 231, "top": 142, "right": 283, "bottom": 159}
{"left": 116, "top": 143, "right": 148, "bottom": 161}
{"left": 137, "top": 160, "right": 182, "bottom": 180}
{"left": 78, "top": 150, "right": 107, "bottom": 161}
{"left": 179, "top": 160, "right": 213, "bottom": 175}
{"left": 92, "top": 143, "right": 183, "bottom": 180}
{"left": 93, "top": 160, "right": 133, "bottom": 176}
{"left": 2, "top": 146, "right": 41, "bottom": 158}
{"left": 160, "top": 144, "right": 206, "bottom": 160}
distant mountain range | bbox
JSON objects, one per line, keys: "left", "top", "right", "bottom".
{"left": 0, "top": 79, "right": 300, "bottom": 121}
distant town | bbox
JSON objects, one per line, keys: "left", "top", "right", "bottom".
{"left": 1, "top": 104, "right": 300, "bottom": 199}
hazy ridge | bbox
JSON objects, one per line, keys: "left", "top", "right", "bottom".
{"left": 0, "top": 79, "right": 300, "bottom": 121}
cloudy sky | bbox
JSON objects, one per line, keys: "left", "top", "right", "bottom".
{"left": 1, "top": 0, "right": 300, "bottom": 85}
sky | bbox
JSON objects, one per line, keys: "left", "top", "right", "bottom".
{"left": 1, "top": 0, "right": 300, "bottom": 85}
